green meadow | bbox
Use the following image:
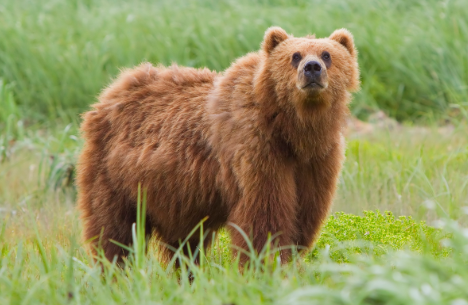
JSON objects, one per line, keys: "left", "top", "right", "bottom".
{"left": 1, "top": 0, "right": 467, "bottom": 121}
{"left": 1, "top": 0, "right": 468, "bottom": 304}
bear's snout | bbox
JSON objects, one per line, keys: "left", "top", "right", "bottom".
{"left": 297, "top": 57, "right": 328, "bottom": 92}
{"left": 304, "top": 61, "right": 322, "bottom": 77}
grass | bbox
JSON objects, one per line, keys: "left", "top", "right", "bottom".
{"left": 1, "top": 181, "right": 468, "bottom": 304}
{"left": 1, "top": 115, "right": 467, "bottom": 303}
{"left": 308, "top": 211, "right": 451, "bottom": 262}
{"left": 0, "top": 0, "right": 467, "bottom": 122}
{"left": 338, "top": 126, "right": 468, "bottom": 221}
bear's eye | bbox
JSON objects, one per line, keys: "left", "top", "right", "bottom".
{"left": 321, "top": 51, "right": 332, "bottom": 68}
{"left": 292, "top": 53, "right": 302, "bottom": 61}
{"left": 322, "top": 51, "right": 330, "bottom": 60}
{"left": 291, "top": 52, "right": 302, "bottom": 68}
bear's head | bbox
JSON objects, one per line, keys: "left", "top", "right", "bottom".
{"left": 259, "top": 27, "right": 359, "bottom": 107}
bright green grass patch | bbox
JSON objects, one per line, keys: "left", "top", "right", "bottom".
{"left": 1, "top": 0, "right": 467, "bottom": 122}
{"left": 309, "top": 211, "right": 450, "bottom": 262}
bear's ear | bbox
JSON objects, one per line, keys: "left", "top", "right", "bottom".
{"left": 329, "top": 29, "right": 356, "bottom": 57}
{"left": 262, "top": 27, "right": 289, "bottom": 54}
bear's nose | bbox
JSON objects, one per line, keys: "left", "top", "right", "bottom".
{"left": 303, "top": 61, "right": 322, "bottom": 77}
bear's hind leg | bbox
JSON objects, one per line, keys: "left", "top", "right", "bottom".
{"left": 83, "top": 212, "right": 135, "bottom": 264}
{"left": 82, "top": 198, "right": 153, "bottom": 265}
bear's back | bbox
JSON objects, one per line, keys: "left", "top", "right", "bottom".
{"left": 82, "top": 63, "right": 218, "bottom": 147}
{"left": 79, "top": 64, "right": 222, "bottom": 209}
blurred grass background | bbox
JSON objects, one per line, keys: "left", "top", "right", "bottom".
{"left": 0, "top": 0, "right": 467, "bottom": 123}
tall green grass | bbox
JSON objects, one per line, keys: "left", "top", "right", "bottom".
{"left": 1, "top": 119, "right": 467, "bottom": 303}
{"left": 1, "top": 186, "right": 467, "bottom": 304}
{"left": 337, "top": 126, "right": 468, "bottom": 221}
{"left": 0, "top": 0, "right": 467, "bottom": 122}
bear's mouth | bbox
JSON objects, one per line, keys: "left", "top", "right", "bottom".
{"left": 302, "top": 81, "right": 324, "bottom": 89}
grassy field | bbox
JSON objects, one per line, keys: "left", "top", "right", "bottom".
{"left": 1, "top": 118, "right": 467, "bottom": 303}
{"left": 0, "top": 0, "right": 467, "bottom": 121}
{"left": 1, "top": 0, "right": 468, "bottom": 303}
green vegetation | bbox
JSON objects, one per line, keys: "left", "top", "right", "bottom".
{"left": 309, "top": 211, "right": 451, "bottom": 261}
{"left": 1, "top": 0, "right": 468, "bottom": 303}
{"left": 1, "top": 185, "right": 468, "bottom": 303}
{"left": 338, "top": 129, "right": 468, "bottom": 221}
{"left": 0, "top": 0, "right": 467, "bottom": 121}
{"left": 1, "top": 119, "right": 467, "bottom": 303}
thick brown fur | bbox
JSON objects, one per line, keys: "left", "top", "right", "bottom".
{"left": 76, "top": 27, "right": 360, "bottom": 265}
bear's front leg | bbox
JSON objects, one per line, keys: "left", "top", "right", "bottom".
{"left": 295, "top": 142, "right": 345, "bottom": 250}
{"left": 228, "top": 158, "right": 298, "bottom": 265}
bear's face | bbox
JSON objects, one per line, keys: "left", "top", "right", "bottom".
{"left": 261, "top": 27, "right": 360, "bottom": 104}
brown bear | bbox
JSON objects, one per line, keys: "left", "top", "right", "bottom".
{"left": 76, "top": 27, "right": 359, "bottom": 265}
